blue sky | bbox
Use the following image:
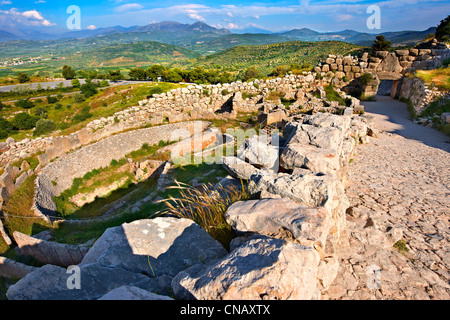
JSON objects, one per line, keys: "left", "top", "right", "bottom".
{"left": 0, "top": 0, "right": 449, "bottom": 33}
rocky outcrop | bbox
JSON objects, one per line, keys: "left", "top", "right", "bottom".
{"left": 0, "top": 257, "right": 37, "bottom": 279}
{"left": 7, "top": 217, "right": 228, "bottom": 300}
{"left": 172, "top": 236, "right": 320, "bottom": 300}
{"left": 13, "top": 231, "right": 89, "bottom": 267}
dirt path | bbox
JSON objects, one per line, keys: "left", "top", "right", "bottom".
{"left": 327, "top": 96, "right": 449, "bottom": 300}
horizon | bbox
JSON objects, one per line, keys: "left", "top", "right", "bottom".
{"left": 0, "top": 0, "right": 448, "bottom": 36}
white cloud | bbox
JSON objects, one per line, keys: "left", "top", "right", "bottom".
{"left": 0, "top": 8, "right": 55, "bottom": 27}
{"left": 86, "top": 25, "right": 97, "bottom": 30}
{"left": 115, "top": 3, "right": 143, "bottom": 13}
{"left": 34, "top": 0, "right": 46, "bottom": 4}
{"left": 1, "top": 0, "right": 12, "bottom": 5}
{"left": 188, "top": 13, "right": 206, "bottom": 22}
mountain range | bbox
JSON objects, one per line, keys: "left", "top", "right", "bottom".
{"left": 0, "top": 20, "right": 436, "bottom": 49}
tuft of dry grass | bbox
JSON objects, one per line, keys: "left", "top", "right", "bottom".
{"left": 416, "top": 68, "right": 450, "bottom": 91}
{"left": 159, "top": 180, "right": 251, "bottom": 251}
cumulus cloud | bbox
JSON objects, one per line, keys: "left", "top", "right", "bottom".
{"left": 86, "top": 25, "right": 97, "bottom": 30}
{"left": 188, "top": 13, "right": 206, "bottom": 22}
{"left": 1, "top": 1, "right": 12, "bottom": 5}
{"left": 0, "top": 8, "right": 55, "bottom": 28}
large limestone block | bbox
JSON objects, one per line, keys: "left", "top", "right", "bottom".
{"left": 237, "top": 135, "right": 279, "bottom": 171}
{"left": 0, "top": 257, "right": 37, "bottom": 279}
{"left": 249, "top": 172, "right": 349, "bottom": 243}
{"left": 80, "top": 218, "right": 228, "bottom": 277}
{"left": 225, "top": 198, "right": 331, "bottom": 248}
{"left": 285, "top": 124, "right": 343, "bottom": 154}
{"left": 222, "top": 156, "right": 260, "bottom": 180}
{"left": 301, "top": 113, "right": 351, "bottom": 136}
{"left": 13, "top": 231, "right": 88, "bottom": 267}
{"left": 280, "top": 143, "right": 340, "bottom": 174}
{"left": 7, "top": 263, "right": 157, "bottom": 300}
{"left": 377, "top": 52, "right": 403, "bottom": 73}
{"left": 172, "top": 237, "right": 320, "bottom": 300}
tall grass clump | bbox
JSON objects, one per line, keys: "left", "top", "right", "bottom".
{"left": 160, "top": 180, "right": 251, "bottom": 251}
{"left": 2, "top": 175, "right": 50, "bottom": 249}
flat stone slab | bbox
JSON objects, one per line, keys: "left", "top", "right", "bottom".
{"left": 222, "top": 156, "right": 260, "bottom": 180}
{"left": 80, "top": 217, "right": 228, "bottom": 277}
{"left": 280, "top": 143, "right": 340, "bottom": 174}
{"left": 225, "top": 198, "right": 330, "bottom": 248}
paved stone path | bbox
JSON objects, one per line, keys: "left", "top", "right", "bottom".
{"left": 327, "top": 96, "right": 449, "bottom": 300}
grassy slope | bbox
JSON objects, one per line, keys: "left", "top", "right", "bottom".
{"left": 179, "top": 40, "right": 361, "bottom": 73}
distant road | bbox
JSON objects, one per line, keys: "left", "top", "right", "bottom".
{"left": 0, "top": 80, "right": 152, "bottom": 93}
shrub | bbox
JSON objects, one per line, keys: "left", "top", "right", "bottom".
{"left": 73, "top": 93, "right": 86, "bottom": 103}
{"left": 54, "top": 103, "right": 62, "bottom": 110}
{"left": 80, "top": 81, "right": 98, "bottom": 98}
{"left": 11, "top": 112, "right": 39, "bottom": 130}
{"left": 72, "top": 106, "right": 92, "bottom": 123}
{"left": 71, "top": 79, "right": 81, "bottom": 88}
{"left": 33, "top": 106, "right": 47, "bottom": 117}
{"left": 147, "top": 86, "right": 164, "bottom": 98}
{"left": 17, "top": 72, "right": 30, "bottom": 84}
{"left": 47, "top": 95, "right": 56, "bottom": 105}
{"left": 359, "top": 73, "right": 374, "bottom": 86}
{"left": 33, "top": 119, "right": 56, "bottom": 136}
{"left": 14, "top": 98, "right": 35, "bottom": 109}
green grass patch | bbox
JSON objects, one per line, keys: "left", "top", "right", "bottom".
{"left": 1, "top": 175, "right": 51, "bottom": 242}
{"left": 393, "top": 239, "right": 409, "bottom": 254}
{"left": 324, "top": 85, "right": 347, "bottom": 106}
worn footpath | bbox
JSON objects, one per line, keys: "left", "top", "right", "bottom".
{"left": 328, "top": 97, "right": 449, "bottom": 300}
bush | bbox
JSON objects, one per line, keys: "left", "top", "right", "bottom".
{"left": 47, "top": 96, "right": 58, "bottom": 104}
{"left": 33, "top": 119, "right": 56, "bottom": 136}
{"left": 17, "top": 72, "right": 30, "bottom": 84}
{"left": 359, "top": 73, "right": 374, "bottom": 86}
{"left": 11, "top": 112, "right": 39, "bottom": 130}
{"left": 73, "top": 93, "right": 86, "bottom": 103}
{"left": 72, "top": 106, "right": 93, "bottom": 123}
{"left": 147, "top": 86, "right": 164, "bottom": 98}
{"left": 14, "top": 98, "right": 35, "bottom": 109}
{"left": 80, "top": 81, "right": 98, "bottom": 98}
{"left": 0, "top": 116, "right": 14, "bottom": 132}
{"left": 71, "top": 79, "right": 81, "bottom": 88}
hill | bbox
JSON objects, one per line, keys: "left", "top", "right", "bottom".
{"left": 181, "top": 40, "right": 361, "bottom": 74}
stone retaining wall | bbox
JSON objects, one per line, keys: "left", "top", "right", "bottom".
{"left": 396, "top": 77, "right": 447, "bottom": 115}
